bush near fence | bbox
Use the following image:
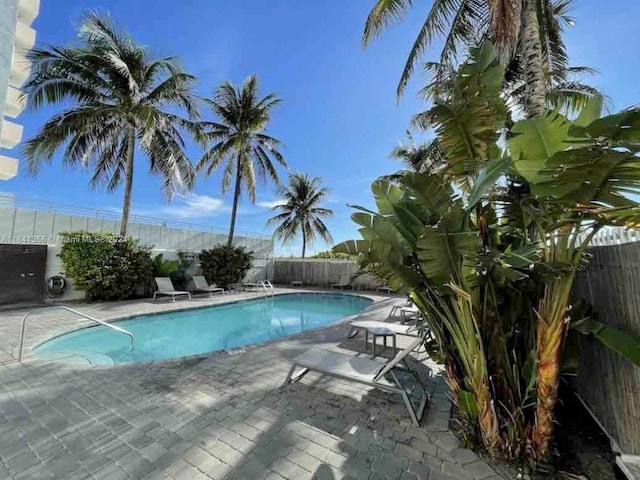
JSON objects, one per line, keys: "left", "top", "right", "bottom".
{"left": 272, "top": 259, "right": 382, "bottom": 289}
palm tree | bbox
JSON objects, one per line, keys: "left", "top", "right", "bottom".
{"left": 267, "top": 173, "right": 334, "bottom": 258}
{"left": 22, "top": 12, "right": 202, "bottom": 237}
{"left": 362, "top": 0, "right": 595, "bottom": 117}
{"left": 390, "top": 131, "right": 444, "bottom": 173}
{"left": 197, "top": 75, "right": 287, "bottom": 247}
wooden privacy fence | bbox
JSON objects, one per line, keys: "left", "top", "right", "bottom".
{"left": 574, "top": 241, "right": 640, "bottom": 454}
{"left": 272, "top": 259, "right": 381, "bottom": 289}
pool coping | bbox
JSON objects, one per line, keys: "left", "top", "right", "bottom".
{"left": 23, "top": 290, "right": 400, "bottom": 369}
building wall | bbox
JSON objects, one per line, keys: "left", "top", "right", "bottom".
{"left": 0, "top": 0, "right": 19, "bottom": 139}
{"left": 0, "top": 0, "right": 39, "bottom": 180}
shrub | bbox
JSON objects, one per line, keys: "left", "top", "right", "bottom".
{"left": 151, "top": 253, "right": 179, "bottom": 277}
{"left": 59, "top": 231, "right": 152, "bottom": 301}
{"left": 170, "top": 251, "right": 198, "bottom": 290}
{"left": 199, "top": 245, "right": 253, "bottom": 289}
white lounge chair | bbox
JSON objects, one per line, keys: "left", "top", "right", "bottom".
{"left": 243, "top": 280, "right": 261, "bottom": 290}
{"left": 376, "top": 282, "right": 393, "bottom": 293}
{"left": 347, "top": 320, "right": 420, "bottom": 339}
{"left": 192, "top": 276, "right": 225, "bottom": 296}
{"left": 153, "top": 277, "right": 191, "bottom": 302}
{"left": 284, "top": 336, "right": 430, "bottom": 426}
{"left": 331, "top": 274, "right": 353, "bottom": 291}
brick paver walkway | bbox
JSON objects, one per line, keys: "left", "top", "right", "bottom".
{"left": 0, "top": 290, "right": 506, "bottom": 479}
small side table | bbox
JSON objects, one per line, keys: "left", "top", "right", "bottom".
{"left": 400, "top": 307, "right": 419, "bottom": 323}
{"left": 291, "top": 280, "right": 303, "bottom": 287}
{"left": 364, "top": 327, "right": 396, "bottom": 358}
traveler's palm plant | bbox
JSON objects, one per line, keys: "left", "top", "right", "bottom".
{"left": 22, "top": 12, "right": 202, "bottom": 236}
{"left": 197, "top": 75, "right": 287, "bottom": 246}
{"left": 267, "top": 173, "right": 334, "bottom": 258}
{"left": 335, "top": 42, "right": 640, "bottom": 461}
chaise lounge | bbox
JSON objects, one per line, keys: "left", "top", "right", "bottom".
{"left": 192, "top": 275, "right": 225, "bottom": 296}
{"left": 153, "top": 277, "right": 191, "bottom": 302}
{"left": 283, "top": 336, "right": 430, "bottom": 426}
{"left": 331, "top": 274, "right": 353, "bottom": 291}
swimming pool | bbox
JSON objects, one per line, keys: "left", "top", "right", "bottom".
{"left": 32, "top": 293, "right": 372, "bottom": 366}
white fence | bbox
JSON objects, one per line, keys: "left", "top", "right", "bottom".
{"left": 272, "top": 259, "right": 381, "bottom": 289}
{"left": 0, "top": 192, "right": 273, "bottom": 257}
{"left": 0, "top": 193, "right": 274, "bottom": 301}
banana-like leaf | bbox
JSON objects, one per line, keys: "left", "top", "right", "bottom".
{"left": 371, "top": 179, "right": 403, "bottom": 215}
{"left": 573, "top": 94, "right": 604, "bottom": 128}
{"left": 509, "top": 111, "right": 573, "bottom": 184}
{"left": 400, "top": 172, "right": 458, "bottom": 219}
{"left": 534, "top": 147, "right": 640, "bottom": 206}
{"left": 572, "top": 317, "right": 640, "bottom": 367}
{"left": 416, "top": 226, "right": 481, "bottom": 286}
{"left": 467, "top": 156, "right": 509, "bottom": 209}
{"left": 569, "top": 108, "right": 640, "bottom": 143}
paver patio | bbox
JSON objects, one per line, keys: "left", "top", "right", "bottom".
{"left": 0, "top": 290, "right": 506, "bottom": 479}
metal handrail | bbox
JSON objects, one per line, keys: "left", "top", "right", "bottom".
{"left": 17, "top": 306, "right": 135, "bottom": 362}
{"left": 260, "top": 280, "right": 274, "bottom": 297}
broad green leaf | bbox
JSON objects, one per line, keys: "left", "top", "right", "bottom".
{"left": 400, "top": 172, "right": 457, "bottom": 219}
{"left": 572, "top": 317, "right": 640, "bottom": 366}
{"left": 467, "top": 157, "right": 509, "bottom": 209}
{"left": 573, "top": 94, "right": 604, "bottom": 128}
{"left": 509, "top": 111, "right": 573, "bottom": 184}
{"left": 569, "top": 108, "right": 640, "bottom": 143}
{"left": 457, "top": 390, "right": 479, "bottom": 418}
{"left": 416, "top": 227, "right": 481, "bottom": 286}
{"left": 351, "top": 212, "right": 374, "bottom": 229}
{"left": 371, "top": 179, "right": 403, "bottom": 215}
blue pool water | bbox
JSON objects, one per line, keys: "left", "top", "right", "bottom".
{"left": 32, "top": 293, "right": 372, "bottom": 366}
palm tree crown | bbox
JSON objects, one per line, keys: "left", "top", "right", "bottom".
{"left": 22, "top": 12, "right": 202, "bottom": 236}
{"left": 197, "top": 75, "right": 287, "bottom": 246}
{"left": 363, "top": 0, "right": 597, "bottom": 116}
{"left": 267, "top": 173, "right": 334, "bottom": 258}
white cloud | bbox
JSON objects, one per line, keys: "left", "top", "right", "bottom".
{"left": 158, "top": 193, "right": 227, "bottom": 219}
{"left": 256, "top": 199, "right": 286, "bottom": 209}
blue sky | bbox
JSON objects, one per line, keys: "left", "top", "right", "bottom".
{"left": 2, "top": 0, "right": 639, "bottom": 256}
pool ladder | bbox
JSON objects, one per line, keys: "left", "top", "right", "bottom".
{"left": 17, "top": 306, "right": 135, "bottom": 363}
{"left": 260, "top": 280, "right": 275, "bottom": 297}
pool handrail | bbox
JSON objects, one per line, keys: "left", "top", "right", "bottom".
{"left": 260, "top": 280, "right": 274, "bottom": 297}
{"left": 17, "top": 305, "right": 135, "bottom": 362}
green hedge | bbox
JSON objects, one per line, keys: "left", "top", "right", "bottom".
{"left": 59, "top": 231, "right": 152, "bottom": 301}
{"left": 199, "top": 245, "right": 253, "bottom": 289}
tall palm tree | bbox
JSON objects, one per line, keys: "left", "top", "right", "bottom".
{"left": 197, "top": 75, "right": 287, "bottom": 247}
{"left": 267, "top": 173, "right": 334, "bottom": 258}
{"left": 390, "top": 131, "right": 444, "bottom": 173}
{"left": 22, "top": 12, "right": 202, "bottom": 237}
{"left": 363, "top": 0, "right": 594, "bottom": 117}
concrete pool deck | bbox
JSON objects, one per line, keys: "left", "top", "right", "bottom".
{"left": 0, "top": 289, "right": 506, "bottom": 479}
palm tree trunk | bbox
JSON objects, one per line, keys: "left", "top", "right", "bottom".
{"left": 301, "top": 229, "right": 306, "bottom": 258}
{"left": 533, "top": 274, "right": 573, "bottom": 458}
{"left": 521, "top": 0, "right": 546, "bottom": 117}
{"left": 120, "top": 128, "right": 136, "bottom": 238}
{"left": 227, "top": 156, "right": 243, "bottom": 247}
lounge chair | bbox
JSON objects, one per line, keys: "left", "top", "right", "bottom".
{"left": 347, "top": 320, "right": 420, "bottom": 339}
{"left": 153, "top": 277, "right": 191, "bottom": 302}
{"left": 284, "top": 336, "right": 430, "bottom": 426}
{"left": 389, "top": 299, "right": 414, "bottom": 318}
{"left": 376, "top": 282, "right": 393, "bottom": 293}
{"left": 331, "top": 274, "right": 353, "bottom": 291}
{"left": 192, "top": 276, "right": 225, "bottom": 296}
{"left": 243, "top": 280, "right": 261, "bottom": 290}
